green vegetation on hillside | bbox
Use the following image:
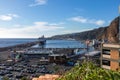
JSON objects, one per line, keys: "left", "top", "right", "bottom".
{"left": 57, "top": 61, "right": 120, "bottom": 80}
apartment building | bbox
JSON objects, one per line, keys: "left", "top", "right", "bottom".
{"left": 101, "top": 43, "right": 120, "bottom": 71}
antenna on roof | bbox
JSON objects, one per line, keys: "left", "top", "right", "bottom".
{"left": 118, "top": 5, "right": 120, "bottom": 43}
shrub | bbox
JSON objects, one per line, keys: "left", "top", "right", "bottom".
{"left": 57, "top": 61, "right": 120, "bottom": 80}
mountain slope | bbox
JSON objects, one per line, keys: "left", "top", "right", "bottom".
{"left": 50, "top": 17, "right": 119, "bottom": 42}
{"left": 50, "top": 27, "right": 107, "bottom": 40}
{"left": 98, "top": 17, "right": 119, "bottom": 43}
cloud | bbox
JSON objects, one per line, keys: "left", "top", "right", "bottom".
{"left": 69, "top": 16, "right": 87, "bottom": 23}
{"left": 29, "top": 0, "right": 47, "bottom": 7}
{"left": 0, "top": 14, "right": 19, "bottom": 21}
{"left": 94, "top": 20, "right": 105, "bottom": 26}
{"left": 49, "top": 22, "right": 64, "bottom": 26}
{"left": 0, "top": 21, "right": 64, "bottom": 38}
{"left": 69, "top": 16, "right": 105, "bottom": 26}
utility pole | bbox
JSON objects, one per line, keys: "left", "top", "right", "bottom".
{"left": 85, "top": 39, "right": 90, "bottom": 60}
{"left": 118, "top": 5, "right": 120, "bottom": 43}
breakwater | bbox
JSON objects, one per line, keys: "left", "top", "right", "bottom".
{"left": 0, "top": 41, "right": 39, "bottom": 51}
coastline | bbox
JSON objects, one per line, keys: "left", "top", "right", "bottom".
{"left": 0, "top": 41, "right": 38, "bottom": 61}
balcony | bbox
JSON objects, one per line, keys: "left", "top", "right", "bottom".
{"left": 102, "top": 65, "right": 110, "bottom": 69}
{"left": 102, "top": 54, "right": 110, "bottom": 59}
{"left": 103, "top": 44, "right": 120, "bottom": 48}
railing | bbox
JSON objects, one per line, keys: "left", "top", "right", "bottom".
{"left": 103, "top": 44, "right": 120, "bottom": 48}
{"left": 102, "top": 54, "right": 110, "bottom": 59}
{"left": 102, "top": 65, "right": 110, "bottom": 69}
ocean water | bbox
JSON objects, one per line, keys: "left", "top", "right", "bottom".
{"left": 46, "top": 40, "right": 85, "bottom": 48}
{"left": 0, "top": 38, "right": 37, "bottom": 47}
{"left": 0, "top": 39, "right": 86, "bottom": 48}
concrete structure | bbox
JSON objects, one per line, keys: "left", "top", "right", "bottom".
{"left": 24, "top": 49, "right": 53, "bottom": 58}
{"left": 24, "top": 46, "right": 53, "bottom": 58}
{"left": 49, "top": 54, "right": 66, "bottom": 64}
{"left": 85, "top": 51, "right": 101, "bottom": 57}
{"left": 101, "top": 43, "right": 120, "bottom": 71}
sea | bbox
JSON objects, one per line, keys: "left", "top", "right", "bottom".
{"left": 0, "top": 38, "right": 86, "bottom": 48}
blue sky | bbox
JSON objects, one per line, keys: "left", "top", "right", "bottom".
{"left": 0, "top": 0, "right": 119, "bottom": 38}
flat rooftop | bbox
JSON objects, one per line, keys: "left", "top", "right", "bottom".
{"left": 49, "top": 54, "right": 65, "bottom": 57}
{"left": 85, "top": 51, "right": 101, "bottom": 56}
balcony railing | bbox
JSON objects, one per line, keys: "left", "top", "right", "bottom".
{"left": 102, "top": 65, "right": 110, "bottom": 69}
{"left": 102, "top": 54, "right": 110, "bottom": 59}
{"left": 103, "top": 44, "right": 120, "bottom": 48}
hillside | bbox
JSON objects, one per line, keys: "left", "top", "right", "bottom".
{"left": 98, "top": 17, "right": 119, "bottom": 43}
{"left": 50, "top": 27, "right": 107, "bottom": 40}
{"left": 50, "top": 17, "right": 119, "bottom": 42}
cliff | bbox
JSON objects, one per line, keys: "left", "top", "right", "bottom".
{"left": 98, "top": 17, "right": 119, "bottom": 43}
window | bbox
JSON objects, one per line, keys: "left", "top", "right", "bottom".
{"left": 102, "top": 60, "right": 110, "bottom": 66}
{"left": 102, "top": 49, "right": 110, "bottom": 55}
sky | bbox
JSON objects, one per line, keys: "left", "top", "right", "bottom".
{"left": 0, "top": 0, "right": 119, "bottom": 38}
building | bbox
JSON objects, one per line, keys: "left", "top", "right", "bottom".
{"left": 24, "top": 46, "right": 53, "bottom": 58}
{"left": 24, "top": 49, "right": 53, "bottom": 59}
{"left": 101, "top": 43, "right": 120, "bottom": 71}
{"left": 49, "top": 54, "right": 66, "bottom": 64}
